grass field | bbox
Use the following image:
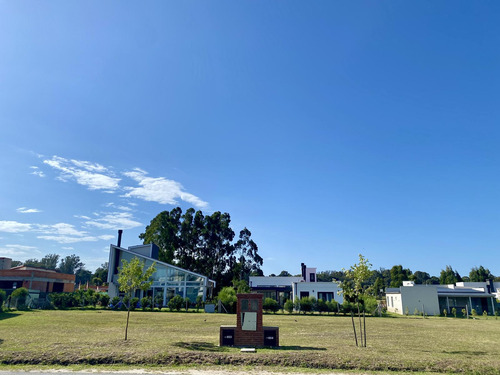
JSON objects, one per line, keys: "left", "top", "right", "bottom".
{"left": 1, "top": 309, "right": 499, "bottom": 374}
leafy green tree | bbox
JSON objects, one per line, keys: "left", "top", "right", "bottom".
{"left": 372, "top": 277, "right": 385, "bottom": 297}
{"left": 140, "top": 207, "right": 262, "bottom": 290}
{"left": 118, "top": 257, "right": 156, "bottom": 340}
{"left": 217, "top": 286, "right": 237, "bottom": 313}
{"left": 75, "top": 269, "right": 92, "bottom": 285}
{"left": 338, "top": 254, "right": 372, "bottom": 347}
{"left": 439, "top": 265, "right": 462, "bottom": 285}
{"left": 412, "top": 271, "right": 431, "bottom": 284}
{"left": 318, "top": 270, "right": 346, "bottom": 282}
{"left": 10, "top": 260, "right": 22, "bottom": 267}
{"left": 469, "top": 266, "right": 494, "bottom": 282}
{"left": 58, "top": 254, "right": 84, "bottom": 274}
{"left": 278, "top": 270, "right": 292, "bottom": 277}
{"left": 93, "top": 262, "right": 109, "bottom": 285}
{"left": 232, "top": 279, "right": 250, "bottom": 293}
{"left": 389, "top": 265, "right": 412, "bottom": 287}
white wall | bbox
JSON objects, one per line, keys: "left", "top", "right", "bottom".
{"left": 387, "top": 285, "right": 440, "bottom": 315}
{"left": 249, "top": 276, "right": 303, "bottom": 287}
{"left": 293, "top": 282, "right": 343, "bottom": 304}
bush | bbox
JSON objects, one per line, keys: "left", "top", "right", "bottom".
{"left": 196, "top": 295, "right": 204, "bottom": 311}
{"left": 284, "top": 299, "right": 294, "bottom": 313}
{"left": 327, "top": 300, "right": 338, "bottom": 314}
{"left": 168, "top": 295, "right": 184, "bottom": 311}
{"left": 263, "top": 298, "right": 279, "bottom": 313}
{"left": 0, "top": 289, "right": 6, "bottom": 310}
{"left": 299, "top": 297, "right": 313, "bottom": 314}
{"left": 99, "top": 293, "right": 110, "bottom": 307}
{"left": 140, "top": 296, "right": 151, "bottom": 310}
{"left": 12, "top": 287, "right": 30, "bottom": 309}
{"left": 471, "top": 309, "right": 478, "bottom": 318}
{"left": 110, "top": 296, "right": 120, "bottom": 309}
{"left": 130, "top": 297, "right": 139, "bottom": 311}
{"left": 184, "top": 297, "right": 191, "bottom": 311}
{"left": 316, "top": 299, "right": 328, "bottom": 314}
{"left": 217, "top": 287, "right": 237, "bottom": 313}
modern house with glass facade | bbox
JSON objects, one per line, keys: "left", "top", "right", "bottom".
{"left": 107, "top": 243, "right": 214, "bottom": 305}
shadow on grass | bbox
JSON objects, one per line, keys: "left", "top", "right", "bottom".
{"left": 0, "top": 312, "right": 22, "bottom": 321}
{"left": 174, "top": 341, "right": 229, "bottom": 352}
{"left": 443, "top": 350, "right": 488, "bottom": 356}
{"left": 275, "top": 345, "right": 327, "bottom": 351}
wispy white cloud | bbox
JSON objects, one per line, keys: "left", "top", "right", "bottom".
{"left": 62, "top": 246, "right": 74, "bottom": 250}
{"left": 123, "top": 168, "right": 208, "bottom": 208}
{"left": 37, "top": 234, "right": 114, "bottom": 244}
{"left": 43, "top": 156, "right": 120, "bottom": 191}
{"left": 85, "top": 212, "right": 142, "bottom": 230}
{"left": 30, "top": 166, "right": 45, "bottom": 177}
{"left": 0, "top": 220, "right": 32, "bottom": 233}
{"left": 17, "top": 207, "right": 42, "bottom": 214}
{"left": 0, "top": 244, "right": 41, "bottom": 258}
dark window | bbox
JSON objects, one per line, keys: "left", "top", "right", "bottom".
{"left": 318, "top": 292, "right": 334, "bottom": 302}
{"left": 53, "top": 282, "right": 64, "bottom": 292}
{"left": 300, "top": 291, "right": 309, "bottom": 299}
{"left": 310, "top": 273, "right": 315, "bottom": 282}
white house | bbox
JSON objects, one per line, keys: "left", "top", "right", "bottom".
{"left": 249, "top": 263, "right": 343, "bottom": 305}
{"left": 386, "top": 280, "right": 499, "bottom": 316}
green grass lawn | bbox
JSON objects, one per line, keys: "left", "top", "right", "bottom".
{"left": 1, "top": 309, "right": 499, "bottom": 374}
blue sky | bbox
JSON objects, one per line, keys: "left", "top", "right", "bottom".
{"left": 1, "top": 1, "right": 499, "bottom": 277}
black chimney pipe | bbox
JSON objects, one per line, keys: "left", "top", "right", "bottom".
{"left": 117, "top": 229, "right": 123, "bottom": 247}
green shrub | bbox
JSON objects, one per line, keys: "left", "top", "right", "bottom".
{"left": 99, "top": 293, "right": 110, "bottom": 307}
{"left": 284, "top": 299, "right": 294, "bottom": 313}
{"left": 184, "top": 297, "right": 191, "bottom": 311}
{"left": 316, "top": 299, "right": 328, "bottom": 314}
{"left": 326, "top": 300, "right": 338, "bottom": 314}
{"left": 299, "top": 297, "right": 313, "bottom": 314}
{"left": 168, "top": 295, "right": 184, "bottom": 311}
{"left": 0, "top": 289, "right": 6, "bottom": 310}
{"left": 130, "top": 297, "right": 139, "bottom": 311}
{"left": 471, "top": 309, "right": 478, "bottom": 318}
{"left": 451, "top": 307, "right": 457, "bottom": 318}
{"left": 293, "top": 299, "right": 301, "bottom": 313}
{"left": 140, "top": 296, "right": 151, "bottom": 310}
{"left": 12, "top": 287, "right": 30, "bottom": 309}
{"left": 263, "top": 297, "right": 279, "bottom": 313}
{"left": 110, "top": 296, "right": 120, "bottom": 309}
{"left": 196, "top": 295, "right": 204, "bottom": 311}
{"left": 483, "top": 310, "right": 488, "bottom": 319}
{"left": 217, "top": 287, "right": 237, "bottom": 313}
{"left": 443, "top": 309, "right": 448, "bottom": 317}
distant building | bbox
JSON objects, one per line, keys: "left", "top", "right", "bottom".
{"left": 386, "top": 280, "right": 499, "bottom": 316}
{"left": 249, "top": 263, "right": 343, "bottom": 305}
{"left": 0, "top": 257, "right": 75, "bottom": 298}
{"left": 107, "top": 243, "right": 215, "bottom": 305}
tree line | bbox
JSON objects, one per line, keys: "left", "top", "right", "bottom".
{"left": 139, "top": 207, "right": 263, "bottom": 289}
{"left": 13, "top": 254, "right": 108, "bottom": 286}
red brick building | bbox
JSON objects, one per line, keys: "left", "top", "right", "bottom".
{"left": 0, "top": 257, "right": 75, "bottom": 294}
